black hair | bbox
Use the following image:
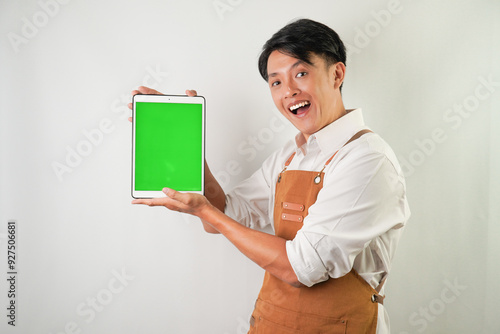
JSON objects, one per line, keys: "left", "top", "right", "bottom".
{"left": 258, "top": 18, "right": 347, "bottom": 89}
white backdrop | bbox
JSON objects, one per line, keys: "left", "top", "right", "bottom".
{"left": 1, "top": 0, "right": 499, "bottom": 333}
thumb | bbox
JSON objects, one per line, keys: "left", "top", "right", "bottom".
{"left": 162, "top": 187, "right": 178, "bottom": 199}
{"left": 163, "top": 187, "right": 189, "bottom": 207}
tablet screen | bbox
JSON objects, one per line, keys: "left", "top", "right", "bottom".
{"left": 132, "top": 95, "right": 205, "bottom": 198}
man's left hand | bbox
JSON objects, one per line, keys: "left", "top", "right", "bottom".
{"left": 132, "top": 188, "right": 212, "bottom": 218}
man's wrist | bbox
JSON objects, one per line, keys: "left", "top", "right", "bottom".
{"left": 198, "top": 201, "right": 218, "bottom": 222}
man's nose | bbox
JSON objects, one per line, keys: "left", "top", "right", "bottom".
{"left": 284, "top": 81, "right": 300, "bottom": 98}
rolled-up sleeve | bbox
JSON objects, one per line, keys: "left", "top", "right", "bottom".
{"left": 286, "top": 231, "right": 331, "bottom": 287}
{"left": 286, "top": 141, "right": 409, "bottom": 287}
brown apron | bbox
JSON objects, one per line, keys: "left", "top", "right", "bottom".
{"left": 248, "top": 130, "right": 385, "bottom": 334}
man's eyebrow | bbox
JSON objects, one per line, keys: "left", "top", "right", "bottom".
{"left": 268, "top": 59, "right": 307, "bottom": 78}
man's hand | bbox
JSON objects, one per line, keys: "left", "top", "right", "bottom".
{"left": 127, "top": 86, "right": 197, "bottom": 122}
{"left": 132, "top": 188, "right": 213, "bottom": 218}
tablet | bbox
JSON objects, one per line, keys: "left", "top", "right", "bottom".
{"left": 132, "top": 94, "right": 205, "bottom": 198}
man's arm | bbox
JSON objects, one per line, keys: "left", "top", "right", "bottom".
{"left": 202, "top": 202, "right": 302, "bottom": 287}
{"left": 132, "top": 188, "right": 303, "bottom": 287}
{"left": 128, "top": 87, "right": 301, "bottom": 285}
{"left": 202, "top": 162, "right": 224, "bottom": 234}
{"left": 285, "top": 146, "right": 409, "bottom": 287}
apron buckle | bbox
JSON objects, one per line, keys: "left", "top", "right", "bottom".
{"left": 371, "top": 293, "right": 385, "bottom": 305}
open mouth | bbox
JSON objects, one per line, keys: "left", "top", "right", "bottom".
{"left": 289, "top": 101, "right": 311, "bottom": 116}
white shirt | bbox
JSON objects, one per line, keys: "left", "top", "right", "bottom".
{"left": 225, "top": 109, "right": 410, "bottom": 333}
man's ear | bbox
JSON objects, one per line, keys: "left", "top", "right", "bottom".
{"left": 332, "top": 62, "right": 346, "bottom": 90}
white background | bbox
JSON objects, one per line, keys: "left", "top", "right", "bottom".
{"left": 1, "top": 0, "right": 499, "bottom": 333}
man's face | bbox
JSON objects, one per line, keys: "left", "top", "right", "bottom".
{"left": 267, "top": 50, "right": 345, "bottom": 140}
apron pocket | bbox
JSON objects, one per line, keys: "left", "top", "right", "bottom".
{"left": 255, "top": 317, "right": 302, "bottom": 334}
{"left": 253, "top": 313, "right": 347, "bottom": 334}
{"left": 252, "top": 299, "right": 348, "bottom": 333}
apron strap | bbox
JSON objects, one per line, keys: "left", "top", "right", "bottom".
{"left": 344, "top": 129, "right": 373, "bottom": 147}
{"left": 284, "top": 152, "right": 296, "bottom": 167}
{"left": 315, "top": 129, "right": 373, "bottom": 181}
{"left": 324, "top": 129, "right": 373, "bottom": 168}
{"left": 278, "top": 152, "right": 296, "bottom": 182}
{"left": 371, "top": 274, "right": 387, "bottom": 305}
{"left": 375, "top": 275, "right": 387, "bottom": 294}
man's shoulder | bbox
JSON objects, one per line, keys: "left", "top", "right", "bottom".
{"left": 336, "top": 132, "right": 403, "bottom": 175}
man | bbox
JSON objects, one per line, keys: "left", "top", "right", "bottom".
{"left": 131, "top": 18, "right": 410, "bottom": 333}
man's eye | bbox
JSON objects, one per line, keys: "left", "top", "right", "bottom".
{"left": 271, "top": 81, "right": 281, "bottom": 87}
{"left": 296, "top": 72, "right": 307, "bottom": 78}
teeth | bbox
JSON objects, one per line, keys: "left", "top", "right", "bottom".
{"left": 289, "top": 101, "right": 310, "bottom": 112}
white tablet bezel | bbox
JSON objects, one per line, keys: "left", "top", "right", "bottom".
{"left": 132, "top": 94, "right": 205, "bottom": 198}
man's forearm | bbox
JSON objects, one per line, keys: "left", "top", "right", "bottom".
{"left": 204, "top": 162, "right": 225, "bottom": 211}
{"left": 202, "top": 161, "right": 225, "bottom": 233}
{"left": 200, "top": 205, "right": 303, "bottom": 287}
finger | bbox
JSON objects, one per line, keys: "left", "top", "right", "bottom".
{"left": 131, "top": 198, "right": 167, "bottom": 207}
{"left": 131, "top": 198, "right": 152, "bottom": 206}
{"left": 162, "top": 189, "right": 198, "bottom": 214}
{"left": 137, "top": 86, "right": 162, "bottom": 95}
{"left": 163, "top": 187, "right": 188, "bottom": 201}
{"left": 130, "top": 87, "right": 162, "bottom": 99}
{"left": 162, "top": 188, "right": 194, "bottom": 209}
{"left": 185, "top": 89, "right": 198, "bottom": 97}
{"left": 128, "top": 101, "right": 133, "bottom": 122}
{"left": 132, "top": 194, "right": 187, "bottom": 211}
{"left": 163, "top": 187, "right": 182, "bottom": 202}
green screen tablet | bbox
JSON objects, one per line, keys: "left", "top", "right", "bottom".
{"left": 132, "top": 94, "right": 205, "bottom": 198}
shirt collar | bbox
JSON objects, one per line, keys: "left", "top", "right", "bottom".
{"left": 294, "top": 108, "right": 367, "bottom": 155}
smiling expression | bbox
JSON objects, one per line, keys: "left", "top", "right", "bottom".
{"left": 267, "top": 50, "right": 346, "bottom": 141}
